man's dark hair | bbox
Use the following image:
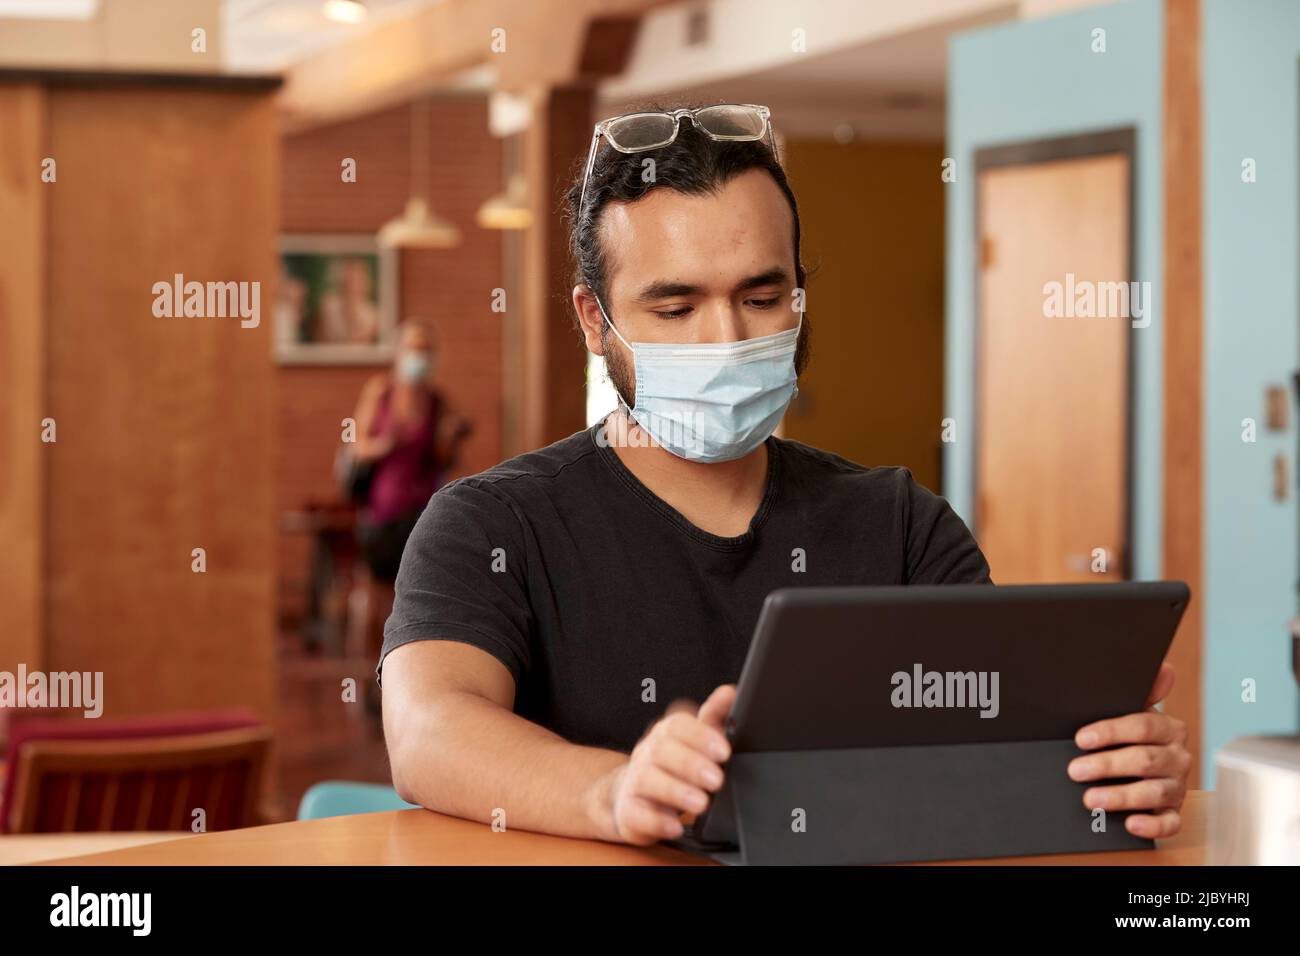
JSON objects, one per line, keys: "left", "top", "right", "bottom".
{"left": 564, "top": 104, "right": 809, "bottom": 368}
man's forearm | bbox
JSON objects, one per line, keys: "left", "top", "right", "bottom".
{"left": 388, "top": 690, "right": 629, "bottom": 841}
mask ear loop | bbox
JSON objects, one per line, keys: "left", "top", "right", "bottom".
{"left": 592, "top": 292, "right": 639, "bottom": 420}
{"left": 593, "top": 293, "right": 632, "bottom": 350}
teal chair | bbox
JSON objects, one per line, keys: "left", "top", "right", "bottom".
{"left": 297, "top": 781, "right": 419, "bottom": 820}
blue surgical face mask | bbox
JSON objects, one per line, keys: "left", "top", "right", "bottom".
{"left": 397, "top": 351, "right": 431, "bottom": 383}
{"left": 596, "top": 295, "right": 800, "bottom": 463}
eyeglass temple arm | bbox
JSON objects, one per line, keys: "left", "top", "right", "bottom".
{"left": 577, "top": 129, "right": 602, "bottom": 215}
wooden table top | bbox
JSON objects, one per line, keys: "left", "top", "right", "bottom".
{"left": 37, "top": 790, "right": 1210, "bottom": 867}
{"left": 1, "top": 832, "right": 195, "bottom": 866}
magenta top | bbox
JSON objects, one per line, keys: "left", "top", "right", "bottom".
{"left": 365, "top": 386, "right": 445, "bottom": 523}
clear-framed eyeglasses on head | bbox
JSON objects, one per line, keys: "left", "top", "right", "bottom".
{"left": 577, "top": 104, "right": 777, "bottom": 215}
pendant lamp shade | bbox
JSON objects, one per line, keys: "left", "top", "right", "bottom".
{"left": 379, "top": 98, "right": 461, "bottom": 250}
{"left": 379, "top": 196, "right": 460, "bottom": 248}
{"left": 476, "top": 172, "right": 532, "bottom": 230}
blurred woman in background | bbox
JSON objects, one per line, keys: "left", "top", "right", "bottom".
{"left": 350, "top": 318, "right": 472, "bottom": 709}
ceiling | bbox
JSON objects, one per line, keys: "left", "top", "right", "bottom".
{"left": 222, "top": 0, "right": 441, "bottom": 72}
{"left": 226, "top": 0, "right": 1011, "bottom": 140}
{"left": 602, "top": 5, "right": 1016, "bottom": 141}
{"left": 0, "top": 0, "right": 98, "bottom": 16}
{"left": 0, "top": 0, "right": 1061, "bottom": 142}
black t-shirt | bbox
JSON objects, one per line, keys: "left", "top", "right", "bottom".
{"left": 379, "top": 421, "right": 992, "bottom": 752}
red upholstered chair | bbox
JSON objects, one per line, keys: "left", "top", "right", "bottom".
{"left": 1, "top": 709, "right": 270, "bottom": 834}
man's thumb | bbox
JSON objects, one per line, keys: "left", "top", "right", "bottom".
{"left": 698, "top": 684, "right": 737, "bottom": 729}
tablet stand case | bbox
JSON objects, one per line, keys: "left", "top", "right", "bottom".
{"left": 720, "top": 739, "right": 1151, "bottom": 865}
{"left": 682, "top": 582, "right": 1188, "bottom": 865}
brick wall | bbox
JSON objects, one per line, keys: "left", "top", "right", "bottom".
{"left": 277, "top": 97, "right": 503, "bottom": 601}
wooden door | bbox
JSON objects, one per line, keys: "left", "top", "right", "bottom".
{"left": 976, "top": 148, "right": 1131, "bottom": 583}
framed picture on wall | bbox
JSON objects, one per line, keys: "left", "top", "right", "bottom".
{"left": 276, "top": 234, "right": 398, "bottom": 364}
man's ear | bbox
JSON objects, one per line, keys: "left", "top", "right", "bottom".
{"left": 572, "top": 285, "right": 606, "bottom": 355}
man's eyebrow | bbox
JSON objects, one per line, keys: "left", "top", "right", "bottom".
{"left": 633, "top": 268, "right": 793, "bottom": 303}
{"left": 634, "top": 280, "right": 702, "bottom": 302}
{"left": 735, "top": 267, "right": 792, "bottom": 292}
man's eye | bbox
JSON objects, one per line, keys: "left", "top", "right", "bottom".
{"left": 748, "top": 297, "right": 781, "bottom": 310}
{"left": 653, "top": 307, "right": 693, "bottom": 319}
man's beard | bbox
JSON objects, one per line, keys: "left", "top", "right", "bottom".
{"left": 601, "top": 324, "right": 637, "bottom": 411}
{"left": 600, "top": 319, "right": 810, "bottom": 413}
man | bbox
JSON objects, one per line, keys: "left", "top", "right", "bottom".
{"left": 379, "top": 104, "right": 1190, "bottom": 847}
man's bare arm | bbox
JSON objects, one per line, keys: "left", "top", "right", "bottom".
{"left": 381, "top": 640, "right": 734, "bottom": 844}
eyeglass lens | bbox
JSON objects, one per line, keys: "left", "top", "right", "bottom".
{"left": 694, "top": 105, "right": 767, "bottom": 139}
{"left": 603, "top": 106, "right": 767, "bottom": 150}
{"left": 604, "top": 113, "right": 679, "bottom": 151}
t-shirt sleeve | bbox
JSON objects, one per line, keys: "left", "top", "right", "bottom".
{"left": 900, "top": 470, "right": 994, "bottom": 585}
{"left": 377, "top": 479, "right": 533, "bottom": 684}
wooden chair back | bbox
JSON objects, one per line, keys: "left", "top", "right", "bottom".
{"left": 7, "top": 726, "right": 270, "bottom": 834}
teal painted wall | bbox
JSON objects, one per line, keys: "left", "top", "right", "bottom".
{"left": 944, "top": 0, "right": 1164, "bottom": 580}
{"left": 1201, "top": 0, "right": 1300, "bottom": 779}
{"left": 947, "top": 0, "right": 1300, "bottom": 780}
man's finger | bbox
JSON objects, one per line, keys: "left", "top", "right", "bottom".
{"left": 618, "top": 795, "right": 684, "bottom": 843}
{"left": 1068, "top": 743, "right": 1190, "bottom": 782}
{"left": 1080, "top": 776, "right": 1184, "bottom": 813}
{"left": 648, "top": 733, "right": 727, "bottom": 791}
{"left": 630, "top": 763, "right": 711, "bottom": 815}
{"left": 1076, "top": 710, "right": 1184, "bottom": 749}
{"left": 1145, "top": 662, "right": 1175, "bottom": 708}
{"left": 1125, "top": 808, "right": 1182, "bottom": 839}
{"left": 637, "top": 698, "right": 698, "bottom": 744}
{"left": 664, "top": 698, "right": 698, "bottom": 718}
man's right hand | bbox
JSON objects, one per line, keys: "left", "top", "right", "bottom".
{"left": 598, "top": 684, "right": 736, "bottom": 845}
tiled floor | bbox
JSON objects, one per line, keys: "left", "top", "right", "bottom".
{"left": 270, "top": 631, "right": 394, "bottom": 822}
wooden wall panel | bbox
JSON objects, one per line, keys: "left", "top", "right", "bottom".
{"left": 1163, "top": 0, "right": 1204, "bottom": 788}
{"left": 782, "top": 140, "right": 945, "bottom": 488}
{"left": 43, "top": 86, "right": 278, "bottom": 723}
{"left": 0, "top": 84, "right": 46, "bottom": 678}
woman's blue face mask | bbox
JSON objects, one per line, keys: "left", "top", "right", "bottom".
{"left": 596, "top": 295, "right": 800, "bottom": 463}
{"left": 397, "top": 351, "right": 432, "bottom": 383}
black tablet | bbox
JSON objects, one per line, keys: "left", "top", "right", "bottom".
{"left": 692, "top": 581, "right": 1189, "bottom": 848}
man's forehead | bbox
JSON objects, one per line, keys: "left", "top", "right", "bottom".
{"left": 598, "top": 170, "right": 795, "bottom": 294}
